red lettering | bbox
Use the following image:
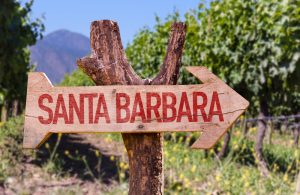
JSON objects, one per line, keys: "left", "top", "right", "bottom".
{"left": 146, "top": 93, "right": 162, "bottom": 122}
{"left": 94, "top": 94, "right": 110, "bottom": 123}
{"left": 116, "top": 93, "right": 130, "bottom": 123}
{"left": 177, "top": 92, "right": 193, "bottom": 122}
{"left": 69, "top": 94, "right": 84, "bottom": 124}
{"left": 208, "top": 91, "right": 224, "bottom": 122}
{"left": 162, "top": 92, "right": 176, "bottom": 122}
{"left": 193, "top": 92, "right": 209, "bottom": 122}
{"left": 82, "top": 93, "right": 97, "bottom": 124}
{"left": 38, "top": 94, "right": 53, "bottom": 124}
{"left": 53, "top": 94, "right": 69, "bottom": 124}
{"left": 130, "top": 93, "right": 146, "bottom": 123}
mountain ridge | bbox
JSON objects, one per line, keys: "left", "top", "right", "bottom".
{"left": 30, "top": 29, "right": 90, "bottom": 84}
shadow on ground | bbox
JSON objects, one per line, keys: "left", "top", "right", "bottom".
{"left": 30, "top": 133, "right": 122, "bottom": 184}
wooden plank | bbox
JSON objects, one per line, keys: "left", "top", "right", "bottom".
{"left": 23, "top": 66, "right": 249, "bottom": 149}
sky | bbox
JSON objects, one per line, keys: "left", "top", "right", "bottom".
{"left": 30, "top": 0, "right": 203, "bottom": 44}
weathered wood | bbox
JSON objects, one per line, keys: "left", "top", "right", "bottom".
{"left": 185, "top": 67, "right": 249, "bottom": 148}
{"left": 78, "top": 20, "right": 186, "bottom": 195}
{"left": 151, "top": 23, "right": 186, "bottom": 85}
{"left": 77, "top": 21, "right": 145, "bottom": 86}
{"left": 22, "top": 20, "right": 186, "bottom": 195}
{"left": 23, "top": 67, "right": 249, "bottom": 149}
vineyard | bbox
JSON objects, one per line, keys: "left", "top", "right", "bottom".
{"left": 0, "top": 0, "right": 299, "bottom": 194}
{"left": 0, "top": 114, "right": 299, "bottom": 194}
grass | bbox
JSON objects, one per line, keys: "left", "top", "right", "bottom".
{"left": 0, "top": 116, "right": 28, "bottom": 184}
{"left": 0, "top": 116, "right": 299, "bottom": 194}
{"left": 163, "top": 134, "right": 298, "bottom": 194}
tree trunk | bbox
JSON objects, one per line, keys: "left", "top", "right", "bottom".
{"left": 12, "top": 99, "right": 18, "bottom": 117}
{"left": 266, "top": 120, "right": 273, "bottom": 145}
{"left": 77, "top": 20, "right": 186, "bottom": 195}
{"left": 281, "top": 119, "right": 288, "bottom": 134}
{"left": 255, "top": 99, "right": 269, "bottom": 177}
{"left": 216, "top": 130, "right": 231, "bottom": 159}
{"left": 241, "top": 117, "right": 248, "bottom": 138}
{"left": 1, "top": 101, "right": 7, "bottom": 122}
{"left": 293, "top": 126, "right": 299, "bottom": 147}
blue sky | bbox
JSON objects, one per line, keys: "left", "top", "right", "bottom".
{"left": 30, "top": 0, "right": 203, "bottom": 44}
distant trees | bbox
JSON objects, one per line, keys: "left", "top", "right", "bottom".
{"left": 125, "top": 0, "right": 300, "bottom": 175}
{"left": 0, "top": 0, "right": 44, "bottom": 121}
{"left": 60, "top": 69, "right": 94, "bottom": 87}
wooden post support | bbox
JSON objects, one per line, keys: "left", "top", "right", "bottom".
{"left": 77, "top": 20, "right": 187, "bottom": 195}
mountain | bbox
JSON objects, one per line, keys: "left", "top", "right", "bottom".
{"left": 30, "top": 30, "right": 90, "bottom": 84}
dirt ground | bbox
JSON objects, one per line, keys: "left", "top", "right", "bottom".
{"left": 0, "top": 134, "right": 127, "bottom": 195}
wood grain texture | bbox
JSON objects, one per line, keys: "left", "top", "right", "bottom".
{"left": 23, "top": 66, "right": 249, "bottom": 149}
{"left": 77, "top": 20, "right": 187, "bottom": 195}
{"left": 77, "top": 20, "right": 145, "bottom": 85}
{"left": 185, "top": 66, "right": 249, "bottom": 149}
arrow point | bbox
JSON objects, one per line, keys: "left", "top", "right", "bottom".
{"left": 191, "top": 108, "right": 248, "bottom": 150}
{"left": 190, "top": 137, "right": 216, "bottom": 149}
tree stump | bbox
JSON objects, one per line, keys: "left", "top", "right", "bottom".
{"left": 77, "top": 20, "right": 186, "bottom": 195}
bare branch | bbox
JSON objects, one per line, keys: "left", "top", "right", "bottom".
{"left": 151, "top": 22, "right": 187, "bottom": 85}
{"left": 77, "top": 20, "right": 144, "bottom": 85}
{"left": 77, "top": 20, "right": 186, "bottom": 195}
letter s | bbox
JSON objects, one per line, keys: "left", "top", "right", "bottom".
{"left": 38, "top": 94, "right": 53, "bottom": 124}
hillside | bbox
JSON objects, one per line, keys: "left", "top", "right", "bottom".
{"left": 30, "top": 30, "right": 90, "bottom": 84}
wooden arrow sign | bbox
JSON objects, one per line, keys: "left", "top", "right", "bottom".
{"left": 23, "top": 66, "right": 249, "bottom": 149}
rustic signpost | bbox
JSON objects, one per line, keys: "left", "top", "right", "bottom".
{"left": 23, "top": 20, "right": 249, "bottom": 194}
{"left": 24, "top": 66, "right": 249, "bottom": 149}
